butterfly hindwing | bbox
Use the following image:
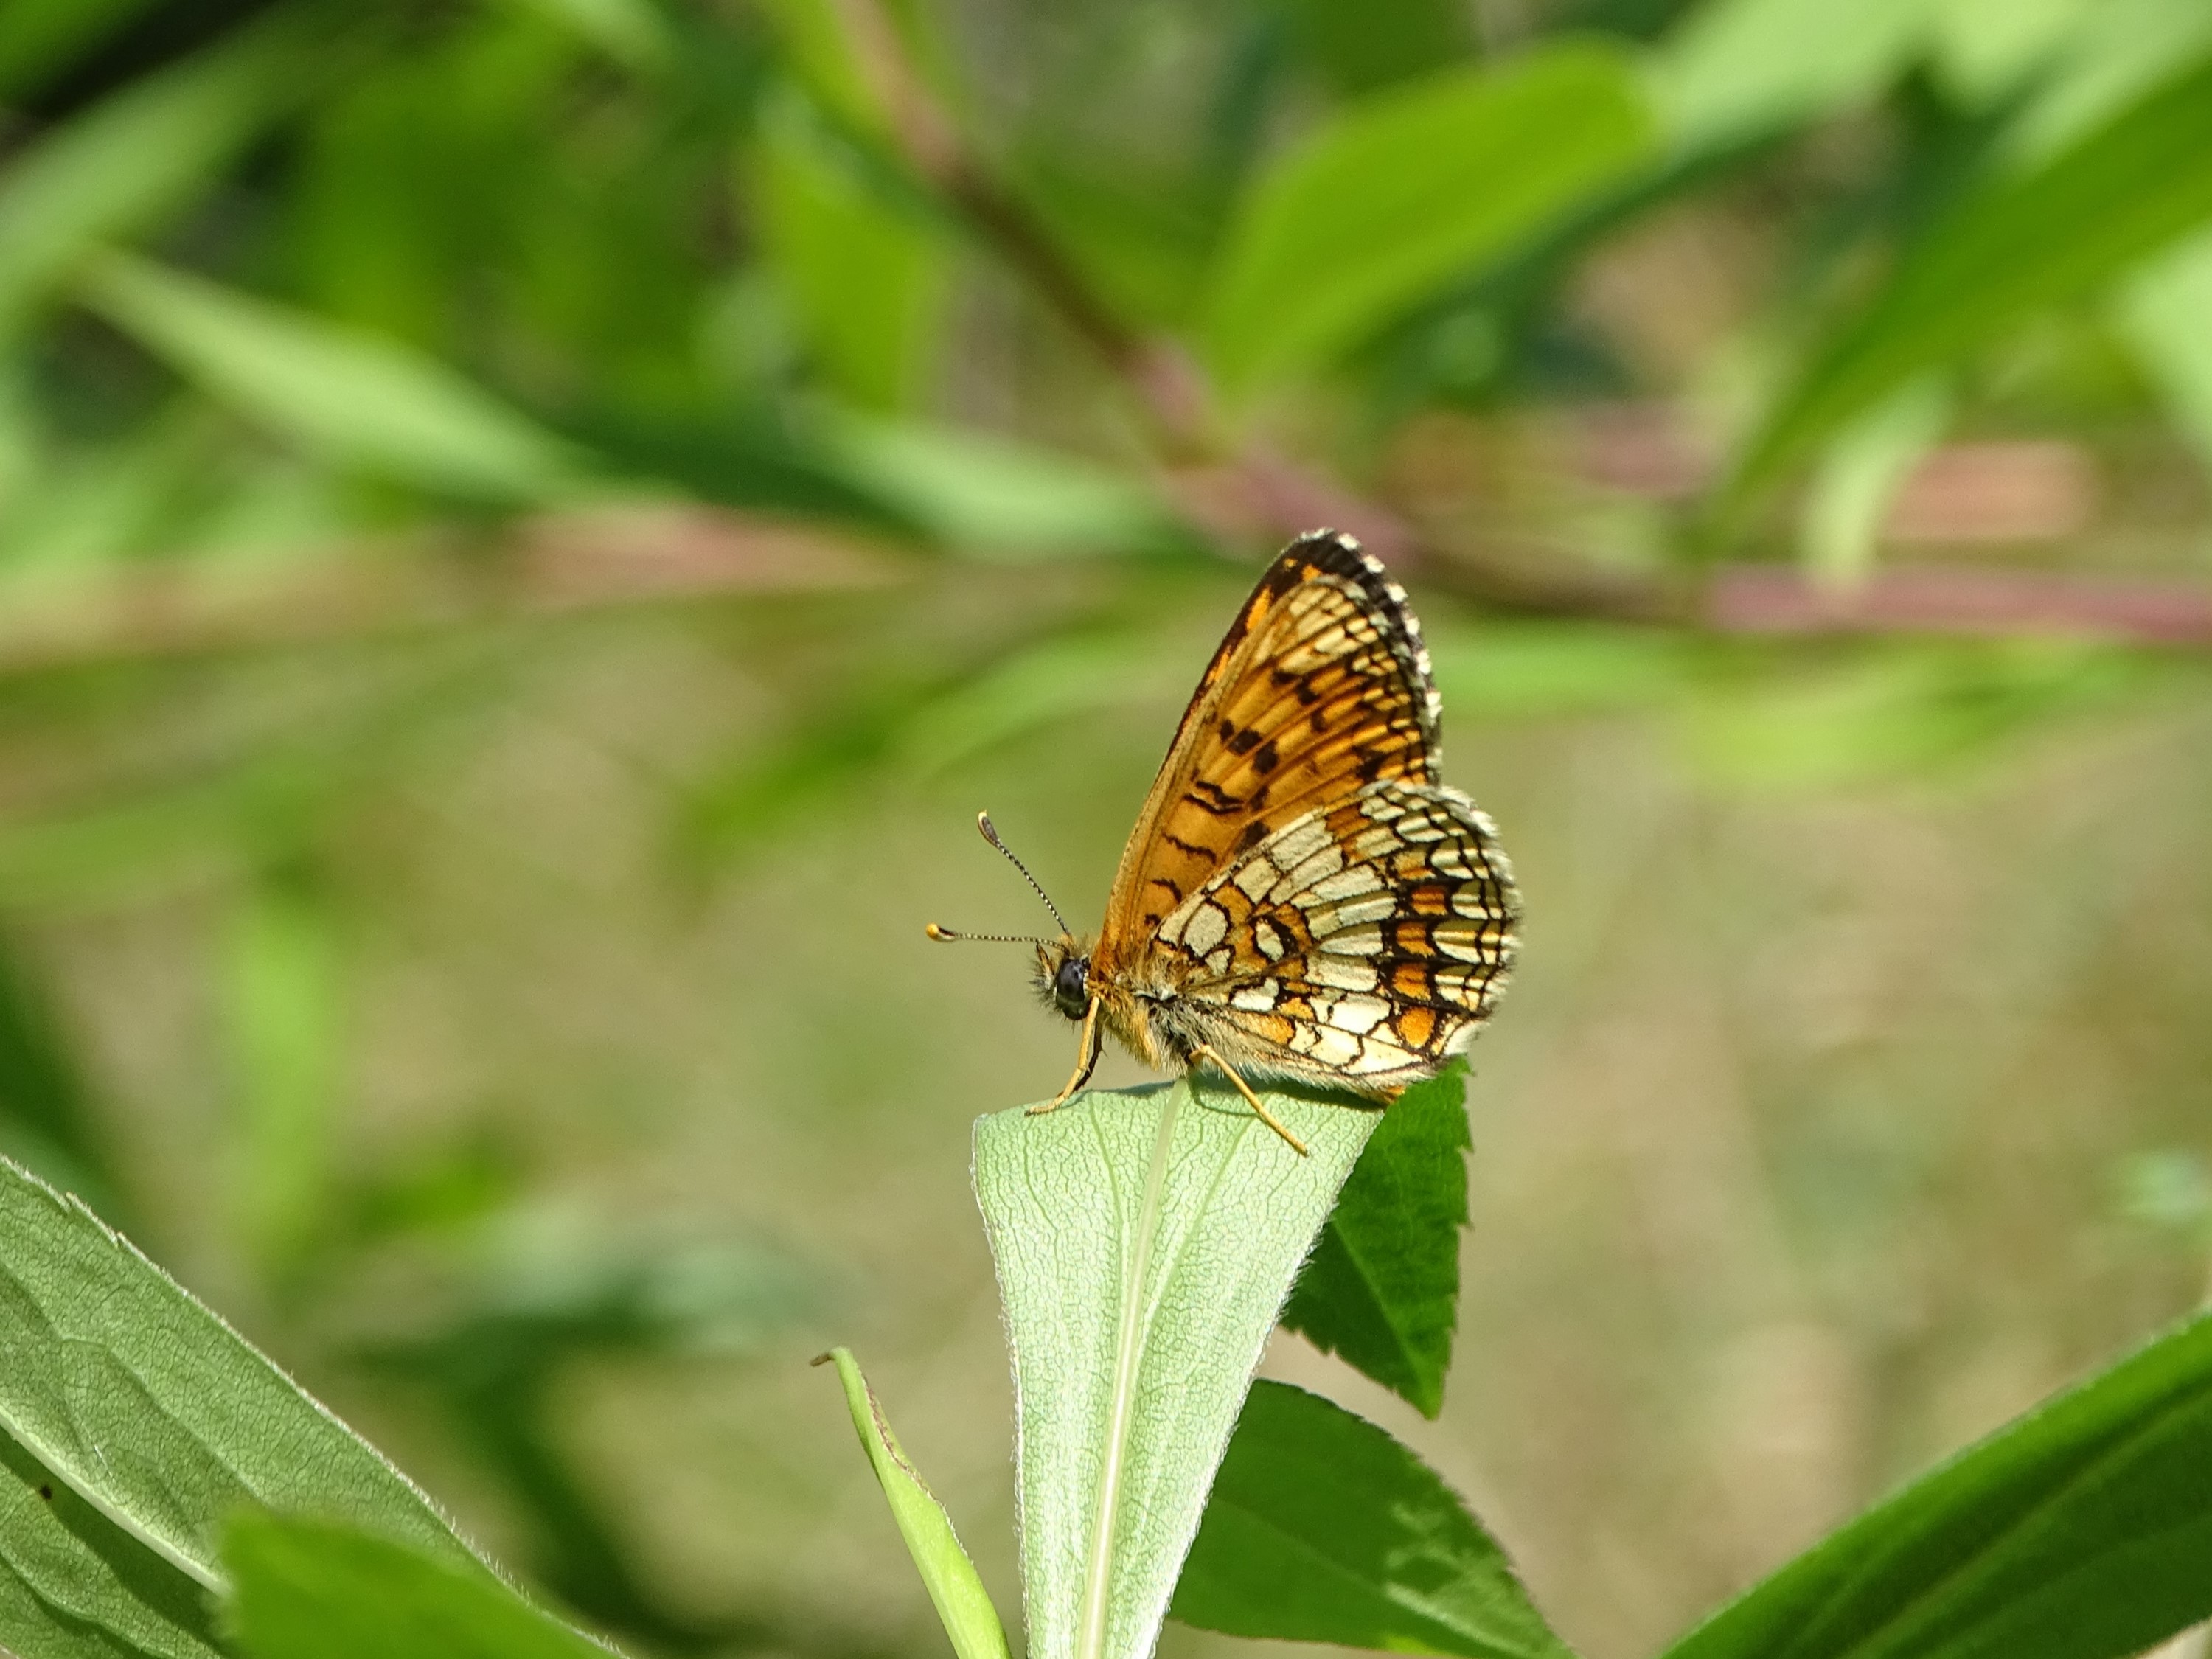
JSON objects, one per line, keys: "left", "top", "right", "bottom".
{"left": 1150, "top": 779, "right": 1518, "bottom": 1089}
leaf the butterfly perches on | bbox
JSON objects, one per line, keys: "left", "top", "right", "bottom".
{"left": 931, "top": 531, "right": 1522, "bottom": 1152}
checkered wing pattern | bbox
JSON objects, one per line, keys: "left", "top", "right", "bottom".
{"left": 1151, "top": 779, "right": 1517, "bottom": 1089}
{"left": 1096, "top": 529, "right": 1520, "bottom": 1093}
{"left": 1096, "top": 532, "right": 1443, "bottom": 968}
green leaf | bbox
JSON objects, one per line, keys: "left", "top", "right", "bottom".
{"left": 1202, "top": 43, "right": 1653, "bottom": 389}
{"left": 1172, "top": 1381, "right": 1570, "bottom": 1659}
{"left": 2002, "top": 0, "right": 2212, "bottom": 159}
{"left": 1797, "top": 378, "right": 1950, "bottom": 585}
{"left": 1281, "top": 1062, "right": 1470, "bottom": 1418}
{"left": 753, "top": 91, "right": 950, "bottom": 412}
{"left": 223, "top": 1513, "right": 613, "bottom": 1659}
{"left": 1658, "top": 1307, "right": 2212, "bottom": 1659}
{"left": 1649, "top": 0, "right": 1935, "bottom": 154}
{"left": 224, "top": 873, "right": 344, "bottom": 1272}
{"left": 1735, "top": 49, "right": 2212, "bottom": 494}
{"left": 815, "top": 1348, "right": 1012, "bottom": 1659}
{"left": 0, "top": 19, "right": 313, "bottom": 333}
{"left": 757, "top": 0, "right": 896, "bottom": 140}
{"left": 77, "top": 252, "right": 588, "bottom": 504}
{"left": 974, "top": 1080, "right": 1379, "bottom": 1659}
{"left": 0, "top": 1426, "right": 223, "bottom": 1659}
{"left": 807, "top": 406, "right": 1186, "bottom": 559}
{"left": 1273, "top": 0, "right": 1474, "bottom": 95}
{"left": 0, "top": 0, "right": 164, "bottom": 102}
{"left": 2119, "top": 227, "right": 2212, "bottom": 475}
{"left": 498, "top": 0, "right": 673, "bottom": 73}
{"left": 0, "top": 1153, "right": 487, "bottom": 1595}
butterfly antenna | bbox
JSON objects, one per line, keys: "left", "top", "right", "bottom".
{"left": 975, "top": 812, "right": 1072, "bottom": 936}
{"left": 922, "top": 813, "right": 1073, "bottom": 945}
{"left": 925, "top": 923, "right": 1053, "bottom": 945}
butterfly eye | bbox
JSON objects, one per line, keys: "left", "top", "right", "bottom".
{"left": 1052, "top": 956, "right": 1089, "bottom": 1019}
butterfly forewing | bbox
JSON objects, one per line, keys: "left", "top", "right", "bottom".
{"left": 1089, "top": 529, "right": 1520, "bottom": 1098}
{"left": 1096, "top": 535, "right": 1442, "bottom": 973}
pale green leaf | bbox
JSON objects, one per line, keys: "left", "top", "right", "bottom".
{"left": 1927, "top": 0, "right": 2090, "bottom": 108}
{"left": 753, "top": 92, "right": 950, "bottom": 412}
{"left": 1735, "top": 50, "right": 2212, "bottom": 494}
{"left": 1173, "top": 1381, "right": 1569, "bottom": 1659}
{"left": 807, "top": 406, "right": 1183, "bottom": 558}
{"left": 78, "top": 253, "right": 588, "bottom": 504}
{"left": 1203, "top": 44, "right": 1653, "bottom": 389}
{"left": 1649, "top": 0, "right": 1935, "bottom": 153}
{"left": 0, "top": 21, "right": 311, "bottom": 333}
{"left": 974, "top": 1080, "right": 1379, "bottom": 1659}
{"left": 0, "top": 1426, "right": 222, "bottom": 1659}
{"left": 2002, "top": 0, "right": 2212, "bottom": 159}
{"left": 224, "top": 875, "right": 343, "bottom": 1270}
{"left": 0, "top": 1153, "right": 487, "bottom": 1594}
{"left": 2118, "top": 228, "right": 2212, "bottom": 476}
{"left": 816, "top": 1348, "right": 1012, "bottom": 1659}
{"left": 1798, "top": 379, "right": 1950, "bottom": 587}
{"left": 224, "top": 1513, "right": 615, "bottom": 1659}
{"left": 1658, "top": 1308, "right": 2212, "bottom": 1659}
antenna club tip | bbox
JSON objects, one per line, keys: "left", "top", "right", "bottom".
{"left": 975, "top": 810, "right": 1001, "bottom": 844}
{"left": 925, "top": 922, "right": 957, "bottom": 942}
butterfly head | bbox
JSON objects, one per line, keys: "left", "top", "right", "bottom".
{"left": 927, "top": 812, "right": 1097, "bottom": 1018}
{"left": 1034, "top": 936, "right": 1093, "bottom": 1020}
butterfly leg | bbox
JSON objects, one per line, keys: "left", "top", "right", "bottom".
{"left": 1188, "top": 1044, "right": 1310, "bottom": 1156}
{"left": 1030, "top": 997, "right": 1103, "bottom": 1116}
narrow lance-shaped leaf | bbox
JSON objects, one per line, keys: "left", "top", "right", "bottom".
{"left": 225, "top": 872, "right": 343, "bottom": 1273}
{"left": 1796, "top": 378, "right": 1949, "bottom": 585}
{"left": 1173, "top": 1381, "right": 1571, "bottom": 1659}
{"left": 1734, "top": 49, "right": 2212, "bottom": 495}
{"left": 78, "top": 252, "right": 588, "bottom": 504}
{"left": 1648, "top": 0, "right": 1934, "bottom": 156}
{"left": 0, "top": 15, "right": 316, "bottom": 331}
{"left": 1658, "top": 1307, "right": 2212, "bottom": 1659}
{"left": 974, "top": 1080, "right": 1379, "bottom": 1659}
{"left": 816, "top": 1347, "right": 1011, "bottom": 1659}
{"left": 223, "top": 1513, "right": 615, "bottom": 1659}
{"left": 2119, "top": 228, "right": 2212, "bottom": 475}
{"left": 0, "top": 1154, "right": 489, "bottom": 1595}
{"left": 1202, "top": 43, "right": 1652, "bottom": 389}
{"left": 1281, "top": 1061, "right": 1470, "bottom": 1418}
{"left": 752, "top": 91, "right": 949, "bottom": 414}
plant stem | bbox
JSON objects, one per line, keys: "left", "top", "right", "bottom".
{"left": 1075, "top": 1080, "right": 1185, "bottom": 1659}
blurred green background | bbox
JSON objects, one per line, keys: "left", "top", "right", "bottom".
{"left": 1, "top": 0, "right": 2211, "bottom": 1656}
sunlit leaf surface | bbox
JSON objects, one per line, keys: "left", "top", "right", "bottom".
{"left": 1174, "top": 1381, "right": 1570, "bottom": 1659}
{"left": 974, "top": 1081, "right": 1376, "bottom": 1659}
{"left": 1281, "top": 1062, "right": 1470, "bottom": 1417}
{"left": 0, "top": 1155, "right": 486, "bottom": 1592}
{"left": 223, "top": 1514, "right": 613, "bottom": 1659}
{"left": 1203, "top": 43, "right": 1652, "bottom": 387}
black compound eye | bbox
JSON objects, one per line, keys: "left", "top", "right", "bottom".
{"left": 1052, "top": 956, "right": 1089, "bottom": 1019}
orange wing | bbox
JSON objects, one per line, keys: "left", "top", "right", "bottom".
{"left": 1095, "top": 531, "right": 1440, "bottom": 975}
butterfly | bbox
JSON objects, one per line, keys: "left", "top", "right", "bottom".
{"left": 928, "top": 530, "right": 1520, "bottom": 1154}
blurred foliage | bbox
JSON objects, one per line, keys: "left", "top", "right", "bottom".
{"left": 0, "top": 0, "right": 2210, "bottom": 1653}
